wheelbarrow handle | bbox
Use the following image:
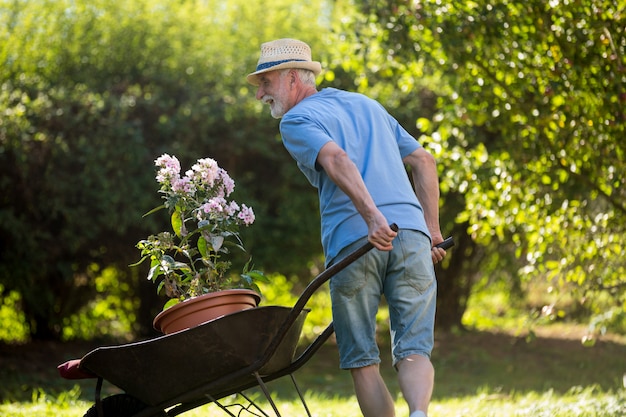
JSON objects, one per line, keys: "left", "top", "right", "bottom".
{"left": 293, "top": 223, "right": 399, "bottom": 311}
{"left": 435, "top": 236, "right": 455, "bottom": 250}
{"left": 298, "top": 224, "right": 452, "bottom": 308}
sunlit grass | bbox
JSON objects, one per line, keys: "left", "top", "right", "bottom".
{"left": 0, "top": 387, "right": 87, "bottom": 417}
{"left": 2, "top": 386, "right": 625, "bottom": 417}
{"left": 430, "top": 386, "right": 626, "bottom": 417}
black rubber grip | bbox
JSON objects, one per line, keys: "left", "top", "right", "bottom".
{"left": 435, "top": 236, "right": 454, "bottom": 250}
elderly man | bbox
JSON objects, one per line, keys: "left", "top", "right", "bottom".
{"left": 247, "top": 38, "right": 447, "bottom": 417}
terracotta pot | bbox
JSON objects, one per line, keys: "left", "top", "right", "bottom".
{"left": 153, "top": 289, "right": 261, "bottom": 334}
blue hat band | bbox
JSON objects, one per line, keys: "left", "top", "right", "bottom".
{"left": 256, "top": 59, "right": 307, "bottom": 72}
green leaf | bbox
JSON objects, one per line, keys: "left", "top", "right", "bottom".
{"left": 142, "top": 204, "right": 166, "bottom": 218}
{"left": 128, "top": 255, "right": 148, "bottom": 267}
{"left": 147, "top": 264, "right": 162, "bottom": 282}
{"left": 171, "top": 210, "right": 183, "bottom": 238}
{"left": 197, "top": 236, "right": 209, "bottom": 258}
{"left": 163, "top": 298, "right": 181, "bottom": 310}
{"left": 245, "top": 270, "right": 270, "bottom": 283}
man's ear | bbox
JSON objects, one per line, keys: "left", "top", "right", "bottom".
{"left": 289, "top": 69, "right": 298, "bottom": 86}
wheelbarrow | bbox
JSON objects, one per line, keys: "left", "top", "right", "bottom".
{"left": 58, "top": 227, "right": 403, "bottom": 417}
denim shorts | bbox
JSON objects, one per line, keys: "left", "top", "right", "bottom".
{"left": 328, "top": 229, "right": 437, "bottom": 369}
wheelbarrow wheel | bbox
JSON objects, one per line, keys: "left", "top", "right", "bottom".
{"left": 83, "top": 393, "right": 165, "bottom": 417}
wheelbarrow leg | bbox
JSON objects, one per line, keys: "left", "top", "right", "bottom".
{"left": 251, "top": 371, "right": 312, "bottom": 417}
{"left": 254, "top": 371, "right": 283, "bottom": 416}
{"left": 205, "top": 395, "right": 239, "bottom": 417}
{"left": 238, "top": 392, "right": 272, "bottom": 417}
{"left": 208, "top": 391, "right": 272, "bottom": 417}
{"left": 289, "top": 374, "right": 312, "bottom": 417}
{"left": 95, "top": 377, "right": 104, "bottom": 417}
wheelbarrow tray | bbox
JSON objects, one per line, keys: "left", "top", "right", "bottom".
{"left": 79, "top": 305, "right": 307, "bottom": 407}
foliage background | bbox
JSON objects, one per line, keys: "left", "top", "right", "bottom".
{"left": 0, "top": 0, "right": 329, "bottom": 339}
{"left": 0, "top": 0, "right": 624, "bottom": 342}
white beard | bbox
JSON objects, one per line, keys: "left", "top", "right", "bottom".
{"left": 270, "top": 100, "right": 286, "bottom": 119}
{"left": 261, "top": 95, "right": 287, "bottom": 119}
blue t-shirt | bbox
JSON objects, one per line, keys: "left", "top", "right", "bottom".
{"left": 280, "top": 88, "right": 430, "bottom": 263}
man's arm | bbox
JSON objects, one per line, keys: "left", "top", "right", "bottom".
{"left": 403, "top": 147, "right": 446, "bottom": 263}
{"left": 316, "top": 141, "right": 397, "bottom": 251}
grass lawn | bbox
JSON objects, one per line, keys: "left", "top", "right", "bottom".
{"left": 1, "top": 323, "right": 625, "bottom": 416}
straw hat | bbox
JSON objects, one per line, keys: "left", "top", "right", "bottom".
{"left": 246, "top": 39, "right": 322, "bottom": 86}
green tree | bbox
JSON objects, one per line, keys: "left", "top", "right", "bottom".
{"left": 340, "top": 0, "right": 625, "bottom": 331}
{"left": 0, "top": 0, "right": 332, "bottom": 340}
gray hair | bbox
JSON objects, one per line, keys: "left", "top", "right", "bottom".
{"left": 296, "top": 69, "right": 317, "bottom": 86}
{"left": 281, "top": 68, "right": 317, "bottom": 87}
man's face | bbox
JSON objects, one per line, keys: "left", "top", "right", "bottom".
{"left": 255, "top": 70, "right": 291, "bottom": 119}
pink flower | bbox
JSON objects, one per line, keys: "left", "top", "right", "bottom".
{"left": 226, "top": 201, "right": 239, "bottom": 216}
{"left": 190, "top": 158, "right": 219, "bottom": 188}
{"left": 218, "top": 169, "right": 235, "bottom": 197}
{"left": 238, "top": 204, "right": 255, "bottom": 225}
{"left": 200, "top": 197, "right": 227, "bottom": 216}
{"left": 143, "top": 153, "right": 264, "bottom": 299}
{"left": 155, "top": 154, "right": 181, "bottom": 186}
{"left": 172, "top": 176, "right": 195, "bottom": 194}
{"left": 155, "top": 154, "right": 181, "bottom": 172}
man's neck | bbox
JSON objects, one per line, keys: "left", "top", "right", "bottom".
{"left": 295, "top": 85, "right": 318, "bottom": 104}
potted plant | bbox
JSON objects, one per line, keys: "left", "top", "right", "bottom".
{"left": 133, "top": 154, "right": 268, "bottom": 334}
